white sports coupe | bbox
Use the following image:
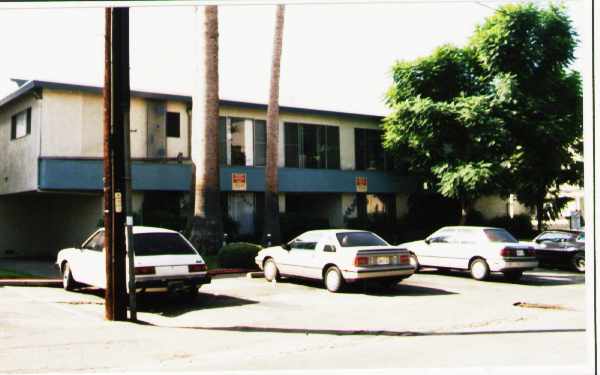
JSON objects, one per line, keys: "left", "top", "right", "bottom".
{"left": 255, "top": 229, "right": 416, "bottom": 292}
{"left": 400, "top": 226, "right": 538, "bottom": 281}
{"left": 56, "top": 226, "right": 211, "bottom": 294}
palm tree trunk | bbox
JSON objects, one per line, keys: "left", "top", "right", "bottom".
{"left": 190, "top": 5, "right": 223, "bottom": 254}
{"left": 263, "top": 4, "right": 285, "bottom": 246}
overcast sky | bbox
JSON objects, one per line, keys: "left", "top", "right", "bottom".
{"left": 0, "top": 0, "right": 585, "bottom": 115}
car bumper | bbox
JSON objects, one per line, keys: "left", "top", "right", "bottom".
{"left": 489, "top": 259, "right": 538, "bottom": 272}
{"left": 342, "top": 266, "right": 415, "bottom": 281}
{"left": 135, "top": 274, "right": 211, "bottom": 289}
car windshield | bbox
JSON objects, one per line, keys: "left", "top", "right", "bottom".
{"left": 133, "top": 232, "right": 198, "bottom": 256}
{"left": 483, "top": 229, "right": 518, "bottom": 243}
{"left": 336, "top": 232, "right": 388, "bottom": 247}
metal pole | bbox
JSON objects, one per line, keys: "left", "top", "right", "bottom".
{"left": 121, "top": 10, "right": 137, "bottom": 319}
{"left": 103, "top": 7, "right": 115, "bottom": 321}
{"left": 110, "top": 7, "right": 129, "bottom": 321}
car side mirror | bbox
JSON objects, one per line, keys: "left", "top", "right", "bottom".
{"left": 281, "top": 243, "right": 291, "bottom": 251}
{"left": 323, "top": 245, "right": 336, "bottom": 253}
{"left": 424, "top": 238, "right": 431, "bottom": 245}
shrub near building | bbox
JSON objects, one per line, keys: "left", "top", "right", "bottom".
{"left": 218, "top": 242, "right": 262, "bottom": 269}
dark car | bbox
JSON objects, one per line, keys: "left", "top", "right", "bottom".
{"left": 532, "top": 230, "right": 585, "bottom": 272}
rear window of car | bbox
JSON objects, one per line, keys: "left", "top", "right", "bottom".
{"left": 133, "top": 233, "right": 198, "bottom": 256}
{"left": 336, "top": 232, "right": 388, "bottom": 247}
{"left": 483, "top": 229, "right": 518, "bottom": 243}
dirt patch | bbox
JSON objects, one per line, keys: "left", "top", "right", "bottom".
{"left": 57, "top": 301, "right": 104, "bottom": 305}
{"left": 513, "top": 302, "right": 569, "bottom": 310}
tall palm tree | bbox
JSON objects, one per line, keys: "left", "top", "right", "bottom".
{"left": 263, "top": 4, "right": 285, "bottom": 246}
{"left": 190, "top": 5, "right": 223, "bottom": 254}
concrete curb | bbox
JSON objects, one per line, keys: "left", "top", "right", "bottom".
{"left": 246, "top": 272, "right": 264, "bottom": 278}
{"left": 0, "top": 279, "right": 62, "bottom": 287}
{"left": 0, "top": 269, "right": 258, "bottom": 287}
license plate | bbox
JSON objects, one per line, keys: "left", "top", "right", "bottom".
{"left": 376, "top": 256, "right": 390, "bottom": 265}
{"left": 517, "top": 250, "right": 525, "bottom": 256}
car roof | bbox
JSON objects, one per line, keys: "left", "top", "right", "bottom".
{"left": 539, "top": 229, "right": 583, "bottom": 234}
{"left": 299, "top": 229, "right": 371, "bottom": 236}
{"left": 96, "top": 226, "right": 180, "bottom": 235}
{"left": 437, "top": 226, "right": 502, "bottom": 231}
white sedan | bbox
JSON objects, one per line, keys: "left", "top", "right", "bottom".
{"left": 56, "top": 226, "right": 211, "bottom": 294}
{"left": 400, "top": 226, "right": 538, "bottom": 281}
{"left": 255, "top": 229, "right": 416, "bottom": 292}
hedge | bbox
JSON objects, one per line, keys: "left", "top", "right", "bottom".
{"left": 217, "top": 242, "right": 262, "bottom": 269}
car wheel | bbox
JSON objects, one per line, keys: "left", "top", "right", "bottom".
{"left": 263, "top": 259, "right": 280, "bottom": 282}
{"left": 469, "top": 258, "right": 490, "bottom": 281}
{"left": 409, "top": 253, "right": 420, "bottom": 271}
{"left": 503, "top": 270, "right": 523, "bottom": 282}
{"left": 571, "top": 252, "right": 585, "bottom": 273}
{"left": 62, "top": 262, "right": 76, "bottom": 291}
{"left": 187, "top": 286, "right": 199, "bottom": 298}
{"left": 324, "top": 266, "right": 344, "bottom": 293}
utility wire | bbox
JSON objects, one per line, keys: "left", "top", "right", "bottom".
{"left": 0, "top": 0, "right": 584, "bottom": 11}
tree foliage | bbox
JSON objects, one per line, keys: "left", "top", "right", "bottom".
{"left": 383, "top": 3, "right": 582, "bottom": 228}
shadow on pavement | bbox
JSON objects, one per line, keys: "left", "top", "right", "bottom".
{"left": 134, "top": 292, "right": 258, "bottom": 318}
{"left": 277, "top": 277, "right": 457, "bottom": 296}
{"left": 75, "top": 287, "right": 259, "bottom": 318}
{"left": 417, "top": 268, "right": 584, "bottom": 286}
{"left": 172, "top": 325, "right": 585, "bottom": 337}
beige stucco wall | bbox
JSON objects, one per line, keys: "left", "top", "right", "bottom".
{"left": 41, "top": 90, "right": 190, "bottom": 159}
{"left": 219, "top": 105, "right": 382, "bottom": 170}
{"left": 0, "top": 94, "right": 41, "bottom": 194}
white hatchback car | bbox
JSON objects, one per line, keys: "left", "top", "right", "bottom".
{"left": 255, "top": 229, "right": 416, "bottom": 292}
{"left": 56, "top": 226, "right": 211, "bottom": 294}
{"left": 400, "top": 226, "right": 537, "bottom": 281}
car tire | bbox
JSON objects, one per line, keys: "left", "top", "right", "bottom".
{"left": 263, "top": 259, "right": 280, "bottom": 282}
{"left": 503, "top": 270, "right": 523, "bottom": 282}
{"left": 571, "top": 251, "right": 585, "bottom": 273}
{"left": 187, "top": 286, "right": 199, "bottom": 298}
{"left": 469, "top": 258, "right": 490, "bottom": 281}
{"left": 62, "top": 262, "right": 76, "bottom": 291}
{"left": 324, "top": 266, "right": 344, "bottom": 293}
{"left": 409, "top": 253, "right": 420, "bottom": 271}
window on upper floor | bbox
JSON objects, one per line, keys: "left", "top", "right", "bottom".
{"left": 166, "top": 112, "right": 181, "bottom": 138}
{"left": 354, "top": 128, "right": 395, "bottom": 171}
{"left": 218, "top": 117, "right": 267, "bottom": 167}
{"left": 11, "top": 108, "right": 31, "bottom": 140}
{"left": 284, "top": 122, "right": 340, "bottom": 169}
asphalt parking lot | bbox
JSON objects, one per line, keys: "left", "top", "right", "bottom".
{"left": 0, "top": 268, "right": 589, "bottom": 373}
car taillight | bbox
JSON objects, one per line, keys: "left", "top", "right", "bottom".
{"left": 500, "top": 248, "right": 514, "bottom": 257}
{"left": 527, "top": 248, "right": 536, "bottom": 256}
{"left": 354, "top": 256, "right": 369, "bottom": 266}
{"left": 188, "top": 264, "right": 207, "bottom": 273}
{"left": 135, "top": 266, "right": 156, "bottom": 275}
{"left": 399, "top": 254, "right": 410, "bottom": 264}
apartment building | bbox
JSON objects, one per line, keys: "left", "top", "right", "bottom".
{"left": 0, "top": 79, "right": 419, "bottom": 257}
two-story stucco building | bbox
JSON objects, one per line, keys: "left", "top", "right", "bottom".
{"left": 0, "top": 79, "right": 420, "bottom": 258}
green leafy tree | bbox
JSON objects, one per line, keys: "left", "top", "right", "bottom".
{"left": 383, "top": 45, "right": 514, "bottom": 224}
{"left": 469, "top": 3, "right": 582, "bottom": 231}
{"left": 384, "top": 3, "right": 582, "bottom": 229}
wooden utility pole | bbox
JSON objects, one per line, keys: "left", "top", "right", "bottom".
{"left": 103, "top": 7, "right": 115, "bottom": 321}
{"left": 104, "top": 7, "right": 130, "bottom": 321}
